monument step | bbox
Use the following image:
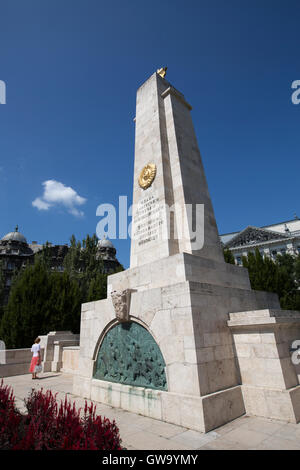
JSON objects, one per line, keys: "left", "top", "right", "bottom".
{"left": 108, "top": 252, "right": 252, "bottom": 293}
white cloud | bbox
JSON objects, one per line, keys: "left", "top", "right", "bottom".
{"left": 32, "top": 197, "right": 51, "bottom": 211}
{"left": 32, "top": 180, "right": 87, "bottom": 217}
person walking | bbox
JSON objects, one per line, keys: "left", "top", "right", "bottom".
{"left": 29, "top": 337, "right": 42, "bottom": 379}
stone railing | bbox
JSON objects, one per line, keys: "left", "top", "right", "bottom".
{"left": 0, "top": 331, "right": 79, "bottom": 378}
{"left": 0, "top": 348, "right": 45, "bottom": 378}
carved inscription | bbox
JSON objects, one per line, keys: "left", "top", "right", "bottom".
{"left": 133, "top": 193, "right": 164, "bottom": 246}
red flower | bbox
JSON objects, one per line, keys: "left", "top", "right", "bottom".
{"left": 0, "top": 380, "right": 122, "bottom": 450}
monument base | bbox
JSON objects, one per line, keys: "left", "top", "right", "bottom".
{"left": 73, "top": 375, "right": 245, "bottom": 432}
{"left": 72, "top": 256, "right": 283, "bottom": 433}
{"left": 228, "top": 309, "right": 300, "bottom": 423}
{"left": 242, "top": 384, "right": 300, "bottom": 423}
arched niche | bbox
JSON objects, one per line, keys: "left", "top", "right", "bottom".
{"left": 93, "top": 321, "right": 167, "bottom": 391}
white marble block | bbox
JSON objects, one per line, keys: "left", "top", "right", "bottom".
{"left": 228, "top": 309, "right": 300, "bottom": 422}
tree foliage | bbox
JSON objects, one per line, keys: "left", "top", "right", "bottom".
{"left": 0, "top": 261, "right": 5, "bottom": 322}
{"left": 225, "top": 248, "right": 300, "bottom": 310}
{"left": 0, "top": 261, "right": 82, "bottom": 349}
{"left": 0, "top": 234, "right": 124, "bottom": 349}
{"left": 63, "top": 233, "right": 123, "bottom": 302}
{"left": 223, "top": 248, "right": 235, "bottom": 265}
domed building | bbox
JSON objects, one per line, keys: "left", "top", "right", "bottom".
{"left": 2, "top": 228, "right": 28, "bottom": 245}
{"left": 96, "top": 236, "right": 121, "bottom": 273}
{"left": 0, "top": 226, "right": 35, "bottom": 302}
{"left": 0, "top": 226, "right": 69, "bottom": 303}
{"left": 0, "top": 227, "right": 121, "bottom": 304}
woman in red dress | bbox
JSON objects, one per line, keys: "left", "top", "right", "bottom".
{"left": 29, "top": 337, "right": 41, "bottom": 379}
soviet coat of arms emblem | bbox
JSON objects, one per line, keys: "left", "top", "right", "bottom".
{"left": 138, "top": 163, "right": 156, "bottom": 189}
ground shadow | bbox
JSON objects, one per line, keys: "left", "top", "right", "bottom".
{"left": 32, "top": 374, "right": 61, "bottom": 380}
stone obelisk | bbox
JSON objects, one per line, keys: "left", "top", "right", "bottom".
{"left": 130, "top": 71, "right": 223, "bottom": 268}
{"left": 74, "top": 70, "right": 300, "bottom": 433}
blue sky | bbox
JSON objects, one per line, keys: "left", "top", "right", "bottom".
{"left": 0, "top": 0, "right": 299, "bottom": 268}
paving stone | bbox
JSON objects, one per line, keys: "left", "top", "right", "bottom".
{"left": 115, "top": 421, "right": 143, "bottom": 441}
{"left": 272, "top": 423, "right": 300, "bottom": 441}
{"left": 253, "top": 437, "right": 300, "bottom": 450}
{"left": 144, "top": 420, "right": 187, "bottom": 439}
{"left": 222, "top": 428, "right": 269, "bottom": 448}
{"left": 238, "top": 416, "right": 286, "bottom": 436}
{"left": 113, "top": 410, "right": 161, "bottom": 429}
{"left": 170, "top": 430, "right": 219, "bottom": 449}
{"left": 123, "top": 430, "right": 191, "bottom": 451}
{"left": 212, "top": 416, "right": 247, "bottom": 436}
{"left": 200, "top": 438, "right": 248, "bottom": 450}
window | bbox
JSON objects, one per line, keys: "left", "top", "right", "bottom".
{"left": 236, "top": 256, "right": 242, "bottom": 265}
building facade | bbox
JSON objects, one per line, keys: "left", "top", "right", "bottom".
{"left": 96, "top": 236, "right": 120, "bottom": 274}
{"left": 0, "top": 227, "right": 120, "bottom": 302}
{"left": 221, "top": 217, "right": 300, "bottom": 265}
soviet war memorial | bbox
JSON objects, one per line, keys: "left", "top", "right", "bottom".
{"left": 73, "top": 70, "right": 300, "bottom": 432}
{"left": 1, "top": 1, "right": 300, "bottom": 455}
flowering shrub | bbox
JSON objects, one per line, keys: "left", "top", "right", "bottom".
{"left": 0, "top": 380, "right": 22, "bottom": 449}
{"left": 0, "top": 381, "right": 122, "bottom": 450}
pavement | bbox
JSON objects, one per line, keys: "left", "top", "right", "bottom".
{"left": 2, "top": 372, "right": 300, "bottom": 450}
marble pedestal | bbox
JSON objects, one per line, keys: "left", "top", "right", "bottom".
{"left": 228, "top": 309, "right": 300, "bottom": 423}
{"left": 73, "top": 254, "right": 281, "bottom": 432}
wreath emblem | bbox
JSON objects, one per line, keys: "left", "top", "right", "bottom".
{"left": 138, "top": 163, "right": 157, "bottom": 189}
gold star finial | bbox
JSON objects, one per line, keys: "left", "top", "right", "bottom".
{"left": 157, "top": 67, "right": 167, "bottom": 78}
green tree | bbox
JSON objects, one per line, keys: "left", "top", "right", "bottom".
{"left": 277, "top": 253, "right": 300, "bottom": 310}
{"left": 242, "top": 250, "right": 278, "bottom": 293}
{"left": 45, "top": 271, "right": 82, "bottom": 333}
{"left": 0, "top": 261, "right": 50, "bottom": 348}
{"left": 87, "top": 272, "right": 108, "bottom": 302}
{"left": 223, "top": 248, "right": 235, "bottom": 265}
{"left": 0, "top": 261, "right": 82, "bottom": 349}
{"left": 0, "top": 261, "right": 5, "bottom": 322}
{"left": 64, "top": 234, "right": 123, "bottom": 303}
{"left": 295, "top": 254, "right": 300, "bottom": 284}
{"left": 241, "top": 249, "right": 299, "bottom": 309}
{"left": 0, "top": 233, "right": 124, "bottom": 348}
{"left": 34, "top": 241, "right": 53, "bottom": 268}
